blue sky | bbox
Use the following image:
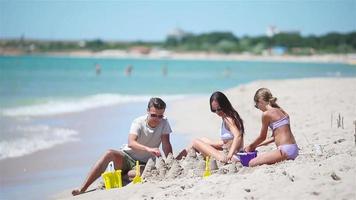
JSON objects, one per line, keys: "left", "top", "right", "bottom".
{"left": 0, "top": 0, "right": 355, "bottom": 41}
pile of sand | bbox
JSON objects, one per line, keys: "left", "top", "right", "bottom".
{"left": 141, "top": 149, "right": 239, "bottom": 183}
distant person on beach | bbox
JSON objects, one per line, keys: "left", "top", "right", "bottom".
{"left": 244, "top": 88, "right": 298, "bottom": 166}
{"left": 125, "top": 64, "right": 133, "bottom": 76}
{"left": 176, "top": 91, "right": 244, "bottom": 163}
{"left": 95, "top": 63, "right": 101, "bottom": 75}
{"left": 72, "top": 97, "right": 173, "bottom": 196}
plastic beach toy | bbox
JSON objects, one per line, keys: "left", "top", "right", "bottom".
{"left": 203, "top": 156, "right": 211, "bottom": 178}
{"left": 101, "top": 162, "right": 122, "bottom": 190}
{"left": 133, "top": 160, "right": 142, "bottom": 184}
{"left": 237, "top": 151, "right": 258, "bottom": 167}
{"left": 102, "top": 170, "right": 122, "bottom": 190}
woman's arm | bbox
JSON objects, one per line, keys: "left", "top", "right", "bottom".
{"left": 245, "top": 113, "right": 270, "bottom": 152}
{"left": 224, "top": 117, "right": 243, "bottom": 161}
{"left": 257, "top": 136, "right": 275, "bottom": 147}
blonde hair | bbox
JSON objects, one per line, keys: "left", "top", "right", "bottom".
{"left": 254, "top": 88, "right": 280, "bottom": 108}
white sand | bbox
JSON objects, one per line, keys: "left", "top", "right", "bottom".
{"left": 55, "top": 77, "right": 356, "bottom": 200}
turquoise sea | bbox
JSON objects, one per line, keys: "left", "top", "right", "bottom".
{"left": 1, "top": 55, "right": 356, "bottom": 199}
{"left": 2, "top": 55, "right": 356, "bottom": 109}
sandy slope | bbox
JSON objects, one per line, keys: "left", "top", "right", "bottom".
{"left": 56, "top": 78, "right": 356, "bottom": 200}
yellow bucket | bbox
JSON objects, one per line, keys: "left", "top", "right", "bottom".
{"left": 101, "top": 170, "right": 122, "bottom": 190}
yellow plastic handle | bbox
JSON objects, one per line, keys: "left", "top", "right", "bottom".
{"left": 205, "top": 156, "right": 209, "bottom": 170}
{"left": 136, "top": 160, "right": 140, "bottom": 175}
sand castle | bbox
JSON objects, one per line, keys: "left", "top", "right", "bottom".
{"left": 140, "top": 148, "right": 241, "bottom": 183}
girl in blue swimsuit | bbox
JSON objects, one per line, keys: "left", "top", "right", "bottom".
{"left": 245, "top": 88, "right": 298, "bottom": 167}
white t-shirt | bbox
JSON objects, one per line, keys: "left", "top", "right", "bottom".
{"left": 123, "top": 114, "right": 172, "bottom": 163}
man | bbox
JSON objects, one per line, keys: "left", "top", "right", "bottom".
{"left": 72, "top": 97, "right": 173, "bottom": 195}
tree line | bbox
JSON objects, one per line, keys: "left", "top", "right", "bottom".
{"left": 1, "top": 31, "right": 355, "bottom": 55}
{"left": 165, "top": 31, "right": 356, "bottom": 54}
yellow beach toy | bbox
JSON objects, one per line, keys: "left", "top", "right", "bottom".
{"left": 133, "top": 160, "right": 143, "bottom": 184}
{"left": 101, "top": 170, "right": 122, "bottom": 190}
{"left": 203, "top": 156, "right": 211, "bottom": 178}
{"left": 101, "top": 161, "right": 122, "bottom": 190}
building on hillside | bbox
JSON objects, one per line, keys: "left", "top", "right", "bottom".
{"left": 266, "top": 25, "right": 300, "bottom": 37}
{"left": 166, "top": 28, "right": 191, "bottom": 41}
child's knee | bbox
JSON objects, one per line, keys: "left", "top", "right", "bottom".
{"left": 248, "top": 158, "right": 258, "bottom": 167}
{"left": 191, "top": 139, "right": 200, "bottom": 147}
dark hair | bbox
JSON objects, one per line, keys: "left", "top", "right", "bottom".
{"left": 210, "top": 91, "right": 244, "bottom": 134}
{"left": 147, "top": 97, "right": 166, "bottom": 110}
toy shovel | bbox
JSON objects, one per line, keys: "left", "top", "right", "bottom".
{"left": 203, "top": 156, "right": 211, "bottom": 178}
{"left": 133, "top": 160, "right": 142, "bottom": 184}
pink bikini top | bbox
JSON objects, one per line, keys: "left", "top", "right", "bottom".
{"left": 269, "top": 116, "right": 290, "bottom": 132}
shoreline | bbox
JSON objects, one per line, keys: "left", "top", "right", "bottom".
{"left": 1, "top": 50, "right": 356, "bottom": 65}
{"left": 0, "top": 101, "right": 189, "bottom": 200}
{"left": 0, "top": 104, "right": 137, "bottom": 200}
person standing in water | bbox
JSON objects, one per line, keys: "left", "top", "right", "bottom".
{"left": 95, "top": 63, "right": 101, "bottom": 75}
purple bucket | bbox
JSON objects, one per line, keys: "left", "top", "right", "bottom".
{"left": 238, "top": 151, "right": 258, "bottom": 167}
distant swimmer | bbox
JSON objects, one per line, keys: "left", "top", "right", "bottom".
{"left": 162, "top": 65, "right": 168, "bottom": 76}
{"left": 223, "top": 67, "right": 231, "bottom": 78}
{"left": 95, "top": 63, "right": 101, "bottom": 75}
{"left": 125, "top": 65, "right": 133, "bottom": 76}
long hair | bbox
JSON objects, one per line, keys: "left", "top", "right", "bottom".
{"left": 254, "top": 88, "right": 280, "bottom": 108}
{"left": 210, "top": 91, "right": 244, "bottom": 134}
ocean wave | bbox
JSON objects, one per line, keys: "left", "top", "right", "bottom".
{"left": 1, "top": 94, "right": 187, "bottom": 117}
{"left": 0, "top": 125, "right": 79, "bottom": 160}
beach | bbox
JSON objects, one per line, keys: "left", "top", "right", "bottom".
{"left": 27, "top": 51, "right": 356, "bottom": 65}
{"left": 2, "top": 48, "right": 356, "bottom": 65}
{"left": 3, "top": 55, "right": 356, "bottom": 200}
{"left": 2, "top": 1, "right": 355, "bottom": 199}
{"left": 52, "top": 77, "right": 356, "bottom": 200}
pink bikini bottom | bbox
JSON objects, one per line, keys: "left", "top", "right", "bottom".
{"left": 278, "top": 144, "right": 299, "bottom": 160}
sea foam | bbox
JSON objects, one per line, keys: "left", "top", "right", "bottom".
{"left": 0, "top": 125, "right": 79, "bottom": 160}
{"left": 1, "top": 93, "right": 186, "bottom": 117}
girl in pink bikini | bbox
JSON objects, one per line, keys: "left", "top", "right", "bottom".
{"left": 245, "top": 88, "right": 298, "bottom": 167}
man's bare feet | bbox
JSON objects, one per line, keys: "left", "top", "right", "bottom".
{"left": 127, "top": 165, "right": 145, "bottom": 180}
{"left": 127, "top": 169, "right": 136, "bottom": 180}
{"left": 72, "top": 189, "right": 84, "bottom": 196}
